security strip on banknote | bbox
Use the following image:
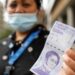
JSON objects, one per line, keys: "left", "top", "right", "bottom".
{"left": 30, "top": 21, "right": 75, "bottom": 75}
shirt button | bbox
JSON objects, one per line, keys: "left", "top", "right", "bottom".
{"left": 2, "top": 55, "right": 8, "bottom": 61}
{"left": 8, "top": 35, "right": 12, "bottom": 39}
{"left": 35, "top": 35, "right": 39, "bottom": 39}
{"left": 43, "top": 28, "right": 46, "bottom": 31}
{"left": 38, "top": 27, "right": 42, "bottom": 30}
{"left": 44, "top": 35, "right": 48, "bottom": 38}
{"left": 8, "top": 43, "right": 14, "bottom": 49}
{"left": 2, "top": 41, "right": 7, "bottom": 46}
{"left": 21, "top": 44, "right": 24, "bottom": 47}
{"left": 28, "top": 47, "right": 33, "bottom": 53}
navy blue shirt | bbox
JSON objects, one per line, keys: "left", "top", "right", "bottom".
{"left": 0, "top": 25, "right": 49, "bottom": 75}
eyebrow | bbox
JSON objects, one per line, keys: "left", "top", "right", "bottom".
{"left": 22, "top": 0, "right": 32, "bottom": 3}
{"left": 10, "top": 0, "right": 16, "bottom": 2}
{"left": 9, "top": 0, "right": 16, "bottom": 3}
{"left": 22, "top": 0, "right": 26, "bottom": 2}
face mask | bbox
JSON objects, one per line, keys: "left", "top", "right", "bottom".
{"left": 4, "top": 12, "right": 38, "bottom": 32}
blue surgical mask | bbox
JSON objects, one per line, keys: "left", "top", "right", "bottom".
{"left": 4, "top": 12, "right": 38, "bottom": 32}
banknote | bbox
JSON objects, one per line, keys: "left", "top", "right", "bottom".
{"left": 30, "top": 21, "right": 75, "bottom": 75}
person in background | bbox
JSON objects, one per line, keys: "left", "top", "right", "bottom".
{"left": 0, "top": 0, "right": 75, "bottom": 75}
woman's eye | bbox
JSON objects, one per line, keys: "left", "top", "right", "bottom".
{"left": 9, "top": 3, "right": 17, "bottom": 8}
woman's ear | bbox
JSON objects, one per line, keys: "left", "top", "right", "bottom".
{"left": 37, "top": 9, "right": 47, "bottom": 25}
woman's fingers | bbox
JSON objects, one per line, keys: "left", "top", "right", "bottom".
{"left": 63, "top": 54, "right": 75, "bottom": 71}
{"left": 66, "top": 49, "right": 75, "bottom": 60}
{"left": 57, "top": 49, "right": 75, "bottom": 75}
{"left": 62, "top": 62, "right": 75, "bottom": 75}
{"left": 61, "top": 49, "right": 75, "bottom": 75}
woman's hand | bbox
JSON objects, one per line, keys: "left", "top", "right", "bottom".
{"left": 59, "top": 48, "right": 75, "bottom": 75}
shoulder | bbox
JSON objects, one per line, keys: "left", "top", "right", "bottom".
{"left": 38, "top": 25, "right": 49, "bottom": 40}
{"left": 32, "top": 24, "right": 49, "bottom": 38}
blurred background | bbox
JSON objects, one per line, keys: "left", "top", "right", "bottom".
{"left": 0, "top": 0, "right": 75, "bottom": 40}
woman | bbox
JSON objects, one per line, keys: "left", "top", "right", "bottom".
{"left": 0, "top": 0, "right": 75, "bottom": 75}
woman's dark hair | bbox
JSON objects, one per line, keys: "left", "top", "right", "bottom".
{"left": 6, "top": 0, "right": 42, "bottom": 9}
{"left": 35, "top": 0, "right": 42, "bottom": 9}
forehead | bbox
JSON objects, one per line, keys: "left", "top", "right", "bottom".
{"left": 8, "top": 0, "right": 35, "bottom": 3}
